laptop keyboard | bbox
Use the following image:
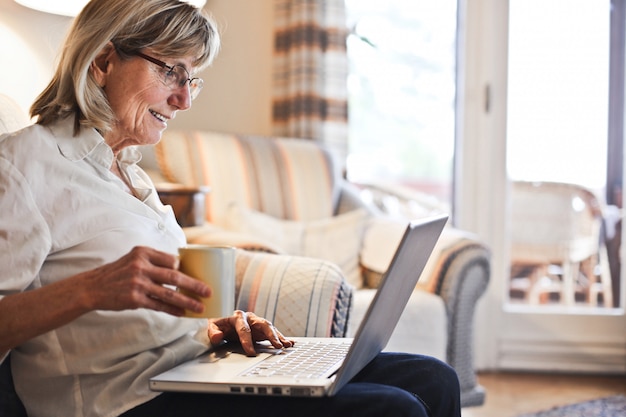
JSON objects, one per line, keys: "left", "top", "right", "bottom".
{"left": 240, "top": 340, "right": 352, "bottom": 379}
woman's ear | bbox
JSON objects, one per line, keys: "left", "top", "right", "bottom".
{"left": 91, "top": 42, "right": 116, "bottom": 88}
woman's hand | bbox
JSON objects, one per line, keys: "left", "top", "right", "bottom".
{"left": 84, "top": 246, "right": 210, "bottom": 316}
{"left": 0, "top": 246, "right": 208, "bottom": 353}
{"left": 207, "top": 311, "right": 295, "bottom": 356}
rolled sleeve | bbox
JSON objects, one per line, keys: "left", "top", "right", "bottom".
{"left": 0, "top": 156, "right": 51, "bottom": 295}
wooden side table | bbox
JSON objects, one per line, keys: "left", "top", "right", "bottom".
{"left": 156, "top": 184, "right": 210, "bottom": 227}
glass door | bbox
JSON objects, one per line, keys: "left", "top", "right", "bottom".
{"left": 457, "top": 0, "right": 626, "bottom": 373}
{"left": 506, "top": 0, "right": 621, "bottom": 312}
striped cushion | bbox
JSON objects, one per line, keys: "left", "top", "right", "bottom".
{"left": 155, "top": 131, "right": 340, "bottom": 226}
{"left": 234, "top": 250, "right": 351, "bottom": 337}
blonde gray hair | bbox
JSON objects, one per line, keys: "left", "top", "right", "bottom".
{"left": 31, "top": 0, "right": 220, "bottom": 134}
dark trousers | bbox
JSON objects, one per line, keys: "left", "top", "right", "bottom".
{"left": 122, "top": 353, "right": 461, "bottom": 417}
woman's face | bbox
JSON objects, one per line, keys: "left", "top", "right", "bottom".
{"left": 99, "top": 48, "right": 196, "bottom": 154}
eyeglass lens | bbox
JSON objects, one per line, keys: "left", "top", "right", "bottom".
{"left": 130, "top": 50, "right": 204, "bottom": 100}
{"left": 165, "top": 66, "right": 203, "bottom": 100}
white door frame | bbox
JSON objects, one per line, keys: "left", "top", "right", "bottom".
{"left": 456, "top": 0, "right": 626, "bottom": 372}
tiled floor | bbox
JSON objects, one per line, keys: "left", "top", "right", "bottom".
{"left": 462, "top": 371, "right": 626, "bottom": 417}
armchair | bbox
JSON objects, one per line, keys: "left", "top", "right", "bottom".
{"left": 142, "top": 130, "right": 491, "bottom": 407}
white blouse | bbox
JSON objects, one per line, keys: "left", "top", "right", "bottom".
{"left": 0, "top": 118, "right": 209, "bottom": 417}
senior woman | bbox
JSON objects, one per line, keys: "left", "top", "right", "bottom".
{"left": 0, "top": 0, "right": 460, "bottom": 416}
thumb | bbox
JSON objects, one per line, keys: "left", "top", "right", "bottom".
{"left": 207, "top": 320, "right": 225, "bottom": 346}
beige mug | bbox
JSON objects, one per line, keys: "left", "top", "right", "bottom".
{"left": 178, "top": 245, "right": 235, "bottom": 318}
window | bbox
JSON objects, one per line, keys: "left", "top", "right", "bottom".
{"left": 345, "top": 0, "right": 458, "bottom": 205}
{"left": 507, "top": 0, "right": 609, "bottom": 191}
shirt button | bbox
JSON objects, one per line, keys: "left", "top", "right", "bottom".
{"left": 158, "top": 223, "right": 166, "bottom": 231}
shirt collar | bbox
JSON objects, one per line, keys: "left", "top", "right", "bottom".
{"left": 48, "top": 117, "right": 149, "bottom": 198}
{"left": 51, "top": 117, "right": 114, "bottom": 167}
{"left": 50, "top": 117, "right": 141, "bottom": 168}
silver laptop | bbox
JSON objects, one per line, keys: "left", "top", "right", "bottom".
{"left": 150, "top": 214, "right": 448, "bottom": 397}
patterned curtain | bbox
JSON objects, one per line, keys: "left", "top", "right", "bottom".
{"left": 273, "top": 0, "right": 349, "bottom": 165}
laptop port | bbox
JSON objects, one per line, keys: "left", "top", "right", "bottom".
{"left": 230, "top": 386, "right": 241, "bottom": 393}
{"left": 290, "top": 387, "right": 311, "bottom": 396}
{"left": 272, "top": 387, "right": 282, "bottom": 395}
{"left": 257, "top": 387, "right": 267, "bottom": 394}
{"left": 245, "top": 387, "right": 254, "bottom": 393}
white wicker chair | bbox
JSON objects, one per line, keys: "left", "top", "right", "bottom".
{"left": 509, "top": 181, "right": 613, "bottom": 307}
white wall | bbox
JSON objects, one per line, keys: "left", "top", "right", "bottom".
{"left": 173, "top": 0, "right": 274, "bottom": 135}
{"left": 0, "top": 0, "right": 274, "bottom": 135}
{"left": 0, "top": 0, "right": 69, "bottom": 114}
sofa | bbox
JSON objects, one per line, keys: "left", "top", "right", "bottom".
{"left": 140, "top": 130, "right": 491, "bottom": 407}
{"left": 0, "top": 92, "right": 490, "bottom": 409}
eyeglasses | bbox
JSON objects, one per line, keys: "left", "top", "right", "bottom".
{"left": 134, "top": 51, "right": 203, "bottom": 100}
